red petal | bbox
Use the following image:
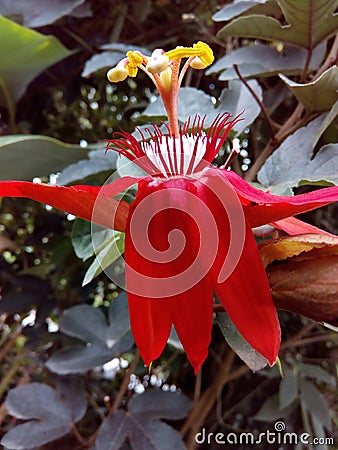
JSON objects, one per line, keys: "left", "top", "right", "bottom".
{"left": 212, "top": 218, "right": 280, "bottom": 365}
{"left": 0, "top": 176, "right": 139, "bottom": 231}
{"left": 220, "top": 169, "right": 338, "bottom": 227}
{"left": 124, "top": 177, "right": 214, "bottom": 370}
{"left": 127, "top": 295, "right": 173, "bottom": 367}
{"left": 171, "top": 280, "right": 213, "bottom": 374}
{"left": 272, "top": 216, "right": 335, "bottom": 237}
{"left": 198, "top": 170, "right": 280, "bottom": 365}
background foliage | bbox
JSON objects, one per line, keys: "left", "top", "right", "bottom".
{"left": 0, "top": 1, "right": 337, "bottom": 449}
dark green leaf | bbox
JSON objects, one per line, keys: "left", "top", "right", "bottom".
{"left": 0, "top": 135, "right": 93, "bottom": 181}
{"left": 46, "top": 294, "right": 133, "bottom": 374}
{"left": 56, "top": 149, "right": 117, "bottom": 185}
{"left": 311, "top": 415, "right": 329, "bottom": 450}
{"left": 82, "top": 44, "right": 150, "bottom": 77}
{"left": 207, "top": 43, "right": 324, "bottom": 80}
{"left": 299, "top": 363, "right": 336, "bottom": 386}
{"left": 279, "top": 67, "right": 338, "bottom": 112}
{"left": 57, "top": 376, "right": 87, "bottom": 423}
{"left": 0, "top": 0, "right": 86, "bottom": 27}
{"left": 213, "top": 0, "right": 280, "bottom": 22}
{"left": 71, "top": 218, "right": 95, "bottom": 261}
{"left": 0, "top": 17, "right": 71, "bottom": 106}
{"left": 216, "top": 312, "right": 268, "bottom": 372}
{"left": 257, "top": 115, "right": 338, "bottom": 189}
{"left": 129, "top": 389, "right": 191, "bottom": 421}
{"left": 217, "top": 0, "right": 338, "bottom": 50}
{"left": 299, "top": 379, "right": 332, "bottom": 431}
{"left": 312, "top": 99, "right": 338, "bottom": 149}
{"left": 254, "top": 393, "right": 297, "bottom": 421}
{"left": 94, "top": 390, "right": 191, "bottom": 450}
{"left": 1, "top": 382, "right": 81, "bottom": 449}
{"left": 279, "top": 369, "right": 298, "bottom": 409}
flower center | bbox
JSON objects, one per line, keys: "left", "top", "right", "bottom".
{"left": 141, "top": 133, "right": 208, "bottom": 178}
{"left": 106, "top": 42, "right": 243, "bottom": 178}
{"left": 106, "top": 41, "right": 214, "bottom": 137}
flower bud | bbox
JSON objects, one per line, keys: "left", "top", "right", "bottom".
{"left": 267, "top": 255, "right": 338, "bottom": 324}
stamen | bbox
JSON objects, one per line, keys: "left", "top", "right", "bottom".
{"left": 165, "top": 41, "right": 214, "bottom": 67}
{"left": 146, "top": 49, "right": 169, "bottom": 74}
{"left": 125, "top": 51, "right": 144, "bottom": 77}
{"left": 222, "top": 138, "right": 240, "bottom": 170}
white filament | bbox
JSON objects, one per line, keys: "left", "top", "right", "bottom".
{"left": 141, "top": 134, "right": 207, "bottom": 177}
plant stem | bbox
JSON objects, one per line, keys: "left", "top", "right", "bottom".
{"left": 233, "top": 64, "right": 276, "bottom": 140}
{"left": 0, "top": 350, "right": 26, "bottom": 399}
{"left": 300, "top": 48, "right": 313, "bottom": 82}
{"left": 110, "top": 350, "right": 140, "bottom": 414}
{"left": 0, "top": 326, "right": 22, "bottom": 365}
{"left": 181, "top": 350, "right": 239, "bottom": 449}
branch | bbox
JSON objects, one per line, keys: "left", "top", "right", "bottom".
{"left": 233, "top": 64, "right": 276, "bottom": 140}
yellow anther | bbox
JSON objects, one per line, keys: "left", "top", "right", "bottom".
{"left": 125, "top": 64, "right": 138, "bottom": 77}
{"left": 192, "top": 41, "right": 214, "bottom": 66}
{"left": 190, "top": 57, "right": 207, "bottom": 70}
{"left": 164, "top": 41, "right": 214, "bottom": 67}
{"left": 146, "top": 49, "right": 169, "bottom": 74}
{"left": 125, "top": 51, "right": 144, "bottom": 78}
{"left": 107, "top": 67, "right": 128, "bottom": 82}
{"left": 160, "top": 67, "right": 172, "bottom": 90}
{"left": 126, "top": 51, "right": 144, "bottom": 67}
{"left": 165, "top": 45, "right": 199, "bottom": 61}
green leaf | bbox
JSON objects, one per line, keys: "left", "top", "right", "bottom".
{"left": 254, "top": 393, "right": 297, "bottom": 421}
{"left": 0, "top": 135, "right": 94, "bottom": 180}
{"left": 82, "top": 43, "right": 150, "bottom": 77}
{"left": 1, "top": 382, "right": 86, "bottom": 449}
{"left": 94, "top": 390, "right": 191, "bottom": 450}
{"left": 0, "top": 17, "right": 71, "bottom": 106}
{"left": 311, "top": 415, "right": 329, "bottom": 450}
{"left": 82, "top": 228, "right": 125, "bottom": 286}
{"left": 168, "top": 327, "right": 184, "bottom": 351}
{"left": 0, "top": 0, "right": 87, "bottom": 27}
{"left": 56, "top": 149, "right": 117, "bottom": 185}
{"left": 217, "top": 0, "right": 338, "bottom": 50}
{"left": 207, "top": 43, "right": 325, "bottom": 80}
{"left": 46, "top": 295, "right": 133, "bottom": 374}
{"left": 299, "top": 378, "right": 332, "bottom": 431}
{"left": 116, "top": 150, "right": 148, "bottom": 178}
{"left": 142, "top": 82, "right": 263, "bottom": 135}
{"left": 257, "top": 115, "right": 338, "bottom": 189}
{"left": 71, "top": 218, "right": 95, "bottom": 261}
{"left": 72, "top": 218, "right": 125, "bottom": 264}
{"left": 279, "top": 67, "right": 338, "bottom": 112}
{"left": 279, "top": 369, "right": 298, "bottom": 409}
{"left": 312, "top": 100, "right": 338, "bottom": 149}
{"left": 216, "top": 312, "right": 268, "bottom": 372}
{"left": 299, "top": 363, "right": 336, "bottom": 385}
{"left": 212, "top": 0, "right": 281, "bottom": 22}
